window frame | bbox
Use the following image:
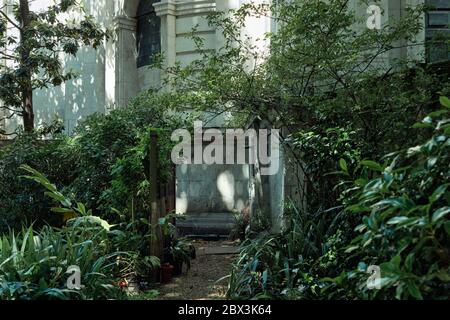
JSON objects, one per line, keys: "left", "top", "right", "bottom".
{"left": 136, "top": 0, "right": 161, "bottom": 68}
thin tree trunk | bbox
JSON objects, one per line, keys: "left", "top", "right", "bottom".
{"left": 19, "top": 0, "right": 34, "bottom": 132}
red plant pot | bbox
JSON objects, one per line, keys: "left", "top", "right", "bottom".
{"left": 161, "top": 263, "right": 174, "bottom": 284}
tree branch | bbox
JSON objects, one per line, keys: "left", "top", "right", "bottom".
{"left": 0, "top": 9, "right": 22, "bottom": 31}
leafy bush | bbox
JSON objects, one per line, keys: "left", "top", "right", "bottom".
{"left": 58, "top": 91, "right": 184, "bottom": 222}
{"left": 227, "top": 202, "right": 325, "bottom": 300}
{"left": 0, "top": 166, "right": 160, "bottom": 300}
{"left": 0, "top": 225, "right": 125, "bottom": 300}
{"left": 0, "top": 91, "right": 184, "bottom": 232}
{"left": 163, "top": 236, "right": 193, "bottom": 275}
{"left": 0, "top": 133, "right": 75, "bottom": 233}
{"left": 227, "top": 97, "right": 450, "bottom": 300}
{"left": 0, "top": 96, "right": 183, "bottom": 299}
{"left": 325, "top": 96, "right": 450, "bottom": 299}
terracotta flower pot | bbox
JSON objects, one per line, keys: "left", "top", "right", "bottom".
{"left": 161, "top": 263, "right": 174, "bottom": 284}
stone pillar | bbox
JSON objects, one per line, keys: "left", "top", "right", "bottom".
{"left": 112, "top": 15, "right": 139, "bottom": 107}
{"left": 154, "top": 1, "right": 176, "bottom": 71}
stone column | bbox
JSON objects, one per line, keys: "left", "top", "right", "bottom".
{"left": 106, "top": 13, "right": 139, "bottom": 109}
{"left": 154, "top": 0, "right": 176, "bottom": 73}
{"left": 112, "top": 15, "right": 140, "bottom": 107}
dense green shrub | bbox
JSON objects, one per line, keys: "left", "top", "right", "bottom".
{"left": 325, "top": 96, "right": 450, "bottom": 299}
{"left": 227, "top": 97, "right": 450, "bottom": 300}
{"left": 0, "top": 92, "right": 178, "bottom": 298}
{"left": 0, "top": 225, "right": 125, "bottom": 300}
{"left": 0, "top": 91, "right": 184, "bottom": 232}
{"left": 0, "top": 166, "right": 159, "bottom": 300}
{"left": 227, "top": 201, "right": 338, "bottom": 300}
{"left": 0, "top": 134, "right": 74, "bottom": 233}
{"left": 66, "top": 92, "right": 183, "bottom": 221}
{"left": 160, "top": 0, "right": 449, "bottom": 223}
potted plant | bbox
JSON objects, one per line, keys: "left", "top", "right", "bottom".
{"left": 163, "top": 237, "right": 194, "bottom": 276}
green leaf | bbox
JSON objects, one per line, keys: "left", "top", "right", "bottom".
{"left": 262, "top": 270, "right": 268, "bottom": 288}
{"left": 360, "top": 160, "right": 383, "bottom": 172}
{"left": 432, "top": 207, "right": 450, "bottom": 223}
{"left": 391, "top": 255, "right": 401, "bottom": 269}
{"left": 440, "top": 96, "right": 450, "bottom": 108}
{"left": 375, "top": 198, "right": 408, "bottom": 209}
{"left": 428, "top": 109, "right": 448, "bottom": 118}
{"left": 435, "top": 269, "right": 450, "bottom": 281}
{"left": 69, "top": 216, "right": 114, "bottom": 231}
{"left": 387, "top": 216, "right": 409, "bottom": 225}
{"left": 339, "top": 159, "right": 348, "bottom": 174}
{"left": 405, "top": 253, "right": 414, "bottom": 271}
{"left": 430, "top": 184, "right": 448, "bottom": 203}
{"left": 51, "top": 207, "right": 74, "bottom": 214}
{"left": 354, "top": 178, "right": 368, "bottom": 187}
{"left": 344, "top": 245, "right": 359, "bottom": 253}
{"left": 407, "top": 282, "right": 423, "bottom": 300}
{"left": 44, "top": 191, "right": 66, "bottom": 203}
{"left": 76, "top": 202, "right": 86, "bottom": 215}
{"left": 395, "top": 283, "right": 404, "bottom": 299}
{"left": 412, "top": 122, "right": 433, "bottom": 129}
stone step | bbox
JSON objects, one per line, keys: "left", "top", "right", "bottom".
{"left": 199, "top": 246, "right": 239, "bottom": 255}
{"left": 176, "top": 212, "right": 236, "bottom": 237}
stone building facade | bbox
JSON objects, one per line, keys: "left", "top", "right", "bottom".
{"left": 3, "top": 0, "right": 446, "bottom": 134}
{"left": 1, "top": 0, "right": 448, "bottom": 233}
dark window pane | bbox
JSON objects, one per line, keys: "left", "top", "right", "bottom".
{"left": 137, "top": 0, "right": 157, "bottom": 16}
{"left": 427, "top": 12, "right": 449, "bottom": 27}
{"left": 427, "top": 0, "right": 450, "bottom": 10}
{"left": 136, "top": 0, "right": 161, "bottom": 68}
{"left": 426, "top": 1, "right": 450, "bottom": 63}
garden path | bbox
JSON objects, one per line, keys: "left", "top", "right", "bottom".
{"left": 157, "top": 240, "right": 239, "bottom": 300}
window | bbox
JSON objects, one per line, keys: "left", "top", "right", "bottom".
{"left": 426, "top": 0, "right": 450, "bottom": 63}
{"left": 136, "top": 0, "right": 161, "bottom": 68}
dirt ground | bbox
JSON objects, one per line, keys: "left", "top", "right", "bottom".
{"left": 156, "top": 240, "right": 239, "bottom": 300}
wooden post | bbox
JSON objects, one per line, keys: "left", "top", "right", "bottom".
{"left": 160, "top": 184, "right": 167, "bottom": 218}
{"left": 149, "top": 131, "right": 163, "bottom": 261}
{"left": 19, "top": 0, "right": 35, "bottom": 132}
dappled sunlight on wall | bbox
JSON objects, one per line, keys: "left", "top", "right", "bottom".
{"left": 217, "top": 170, "right": 235, "bottom": 212}
{"left": 176, "top": 164, "right": 250, "bottom": 214}
{"left": 34, "top": 45, "right": 107, "bottom": 134}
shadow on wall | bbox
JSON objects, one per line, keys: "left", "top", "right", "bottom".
{"left": 32, "top": 0, "right": 113, "bottom": 135}
{"left": 176, "top": 164, "right": 250, "bottom": 214}
{"left": 33, "top": 45, "right": 107, "bottom": 135}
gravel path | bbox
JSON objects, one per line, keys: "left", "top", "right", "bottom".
{"left": 157, "top": 240, "right": 239, "bottom": 300}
